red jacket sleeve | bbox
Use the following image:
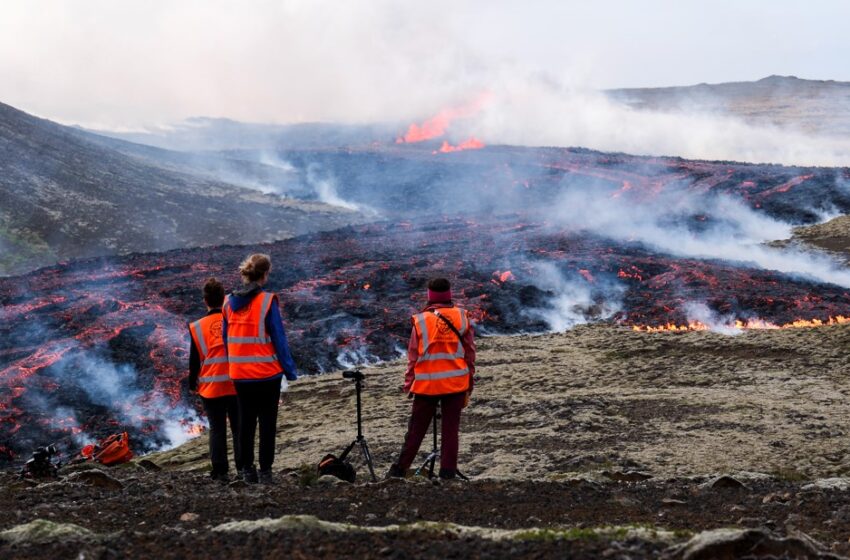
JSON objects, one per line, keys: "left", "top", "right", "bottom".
{"left": 403, "top": 324, "right": 418, "bottom": 393}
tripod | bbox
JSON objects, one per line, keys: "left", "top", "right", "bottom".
{"left": 338, "top": 370, "right": 377, "bottom": 482}
{"left": 414, "top": 410, "right": 441, "bottom": 478}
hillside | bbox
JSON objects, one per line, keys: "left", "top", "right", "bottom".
{"left": 0, "top": 102, "right": 360, "bottom": 275}
{"left": 608, "top": 75, "right": 850, "bottom": 137}
{"left": 2, "top": 325, "right": 848, "bottom": 558}
{"left": 88, "top": 118, "right": 399, "bottom": 152}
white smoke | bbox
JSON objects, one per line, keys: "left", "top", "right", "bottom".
{"left": 524, "top": 262, "right": 622, "bottom": 331}
{"left": 258, "top": 151, "right": 296, "bottom": 173}
{"left": 471, "top": 80, "right": 850, "bottom": 166}
{"left": 6, "top": 2, "right": 849, "bottom": 167}
{"left": 547, "top": 184, "right": 850, "bottom": 288}
{"left": 683, "top": 302, "right": 742, "bottom": 336}
{"left": 305, "top": 164, "right": 375, "bottom": 214}
{"left": 53, "top": 350, "right": 201, "bottom": 450}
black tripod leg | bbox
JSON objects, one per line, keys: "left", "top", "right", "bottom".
{"left": 338, "top": 440, "right": 357, "bottom": 462}
{"left": 358, "top": 439, "right": 377, "bottom": 482}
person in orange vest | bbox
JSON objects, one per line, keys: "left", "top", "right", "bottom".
{"left": 388, "top": 277, "right": 476, "bottom": 480}
{"left": 188, "top": 277, "right": 241, "bottom": 481}
{"left": 222, "top": 253, "right": 297, "bottom": 484}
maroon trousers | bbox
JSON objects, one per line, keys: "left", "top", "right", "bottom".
{"left": 396, "top": 392, "right": 465, "bottom": 474}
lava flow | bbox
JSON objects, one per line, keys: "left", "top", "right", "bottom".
{"left": 434, "top": 137, "right": 486, "bottom": 154}
{"left": 3, "top": 217, "right": 850, "bottom": 464}
{"left": 633, "top": 315, "right": 850, "bottom": 332}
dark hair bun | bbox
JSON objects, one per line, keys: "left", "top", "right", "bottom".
{"left": 203, "top": 277, "right": 225, "bottom": 307}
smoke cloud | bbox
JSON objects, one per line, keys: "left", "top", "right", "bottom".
{"left": 51, "top": 349, "right": 202, "bottom": 450}
{"left": 546, "top": 180, "right": 850, "bottom": 289}
{"left": 683, "top": 302, "right": 743, "bottom": 335}
{"left": 524, "top": 262, "right": 623, "bottom": 331}
{"left": 2, "top": 2, "right": 849, "bottom": 166}
{"left": 472, "top": 82, "right": 850, "bottom": 166}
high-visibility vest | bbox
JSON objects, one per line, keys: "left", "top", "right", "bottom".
{"left": 410, "top": 307, "right": 471, "bottom": 396}
{"left": 189, "top": 314, "right": 236, "bottom": 399}
{"left": 223, "top": 291, "right": 282, "bottom": 381}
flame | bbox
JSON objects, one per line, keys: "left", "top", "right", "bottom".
{"left": 363, "top": 283, "right": 371, "bottom": 290}
{"left": 183, "top": 422, "right": 206, "bottom": 436}
{"left": 578, "top": 269, "right": 594, "bottom": 283}
{"left": 434, "top": 137, "right": 485, "bottom": 154}
{"left": 491, "top": 270, "right": 515, "bottom": 284}
{"left": 396, "top": 94, "right": 491, "bottom": 144}
{"left": 632, "top": 315, "right": 850, "bottom": 332}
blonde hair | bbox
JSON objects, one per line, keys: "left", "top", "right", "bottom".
{"left": 239, "top": 253, "right": 271, "bottom": 284}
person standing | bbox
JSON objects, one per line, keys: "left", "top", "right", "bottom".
{"left": 188, "top": 277, "right": 241, "bottom": 481}
{"left": 223, "top": 253, "right": 297, "bottom": 484}
{"left": 388, "top": 277, "right": 476, "bottom": 480}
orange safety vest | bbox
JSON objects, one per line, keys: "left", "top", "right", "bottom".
{"left": 223, "top": 291, "right": 282, "bottom": 381}
{"left": 189, "top": 313, "right": 236, "bottom": 399}
{"left": 410, "top": 307, "right": 471, "bottom": 396}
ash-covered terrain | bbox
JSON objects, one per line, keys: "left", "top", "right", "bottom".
{"left": 0, "top": 102, "right": 360, "bottom": 276}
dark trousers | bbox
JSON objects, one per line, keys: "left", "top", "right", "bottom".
{"left": 234, "top": 377, "right": 282, "bottom": 472}
{"left": 201, "top": 395, "right": 242, "bottom": 474}
{"left": 396, "top": 392, "right": 465, "bottom": 474}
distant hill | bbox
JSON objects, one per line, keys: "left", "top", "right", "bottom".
{"left": 607, "top": 75, "right": 850, "bottom": 136}
{"left": 89, "top": 117, "right": 399, "bottom": 152}
{"left": 0, "top": 102, "right": 359, "bottom": 275}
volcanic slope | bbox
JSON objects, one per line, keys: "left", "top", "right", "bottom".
{"left": 0, "top": 101, "right": 359, "bottom": 276}
{"left": 2, "top": 324, "right": 847, "bottom": 559}
{"left": 608, "top": 75, "right": 850, "bottom": 137}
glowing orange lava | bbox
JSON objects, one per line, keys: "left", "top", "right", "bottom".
{"left": 396, "top": 94, "right": 491, "bottom": 144}
{"left": 491, "top": 270, "right": 515, "bottom": 284}
{"left": 434, "top": 137, "right": 486, "bottom": 154}
{"left": 632, "top": 315, "right": 850, "bottom": 332}
{"left": 578, "top": 269, "right": 594, "bottom": 283}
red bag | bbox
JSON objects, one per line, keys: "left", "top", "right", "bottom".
{"left": 84, "top": 432, "right": 134, "bottom": 466}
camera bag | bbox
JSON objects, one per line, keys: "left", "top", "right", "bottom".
{"left": 317, "top": 453, "right": 356, "bottom": 483}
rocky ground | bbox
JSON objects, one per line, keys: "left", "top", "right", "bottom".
{"left": 3, "top": 324, "right": 850, "bottom": 558}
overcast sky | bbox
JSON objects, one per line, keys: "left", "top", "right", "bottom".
{"left": 1, "top": 0, "right": 848, "bottom": 129}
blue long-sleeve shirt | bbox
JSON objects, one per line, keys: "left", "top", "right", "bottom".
{"left": 222, "top": 286, "right": 298, "bottom": 381}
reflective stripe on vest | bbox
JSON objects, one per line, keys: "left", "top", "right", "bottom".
{"left": 410, "top": 307, "right": 471, "bottom": 396}
{"left": 201, "top": 374, "right": 232, "bottom": 383}
{"left": 223, "top": 291, "right": 283, "bottom": 381}
{"left": 414, "top": 368, "right": 470, "bottom": 381}
{"left": 189, "top": 314, "right": 237, "bottom": 399}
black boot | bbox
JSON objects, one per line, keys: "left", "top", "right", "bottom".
{"left": 210, "top": 470, "right": 229, "bottom": 482}
{"left": 385, "top": 464, "right": 406, "bottom": 479}
{"left": 438, "top": 468, "right": 456, "bottom": 480}
{"left": 258, "top": 470, "right": 274, "bottom": 484}
{"left": 242, "top": 465, "right": 259, "bottom": 484}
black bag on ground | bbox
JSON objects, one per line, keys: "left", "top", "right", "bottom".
{"left": 317, "top": 453, "right": 356, "bottom": 483}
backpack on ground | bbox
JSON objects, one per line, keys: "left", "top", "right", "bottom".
{"left": 317, "top": 453, "right": 356, "bottom": 483}
{"left": 80, "top": 431, "right": 134, "bottom": 466}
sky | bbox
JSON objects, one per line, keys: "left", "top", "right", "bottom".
{"left": 1, "top": 0, "right": 849, "bottom": 130}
